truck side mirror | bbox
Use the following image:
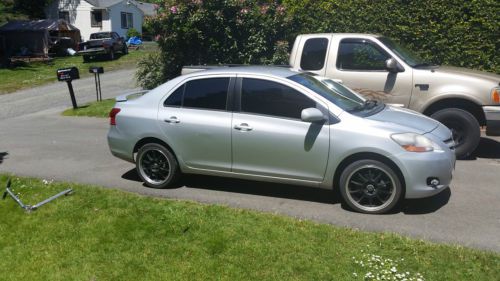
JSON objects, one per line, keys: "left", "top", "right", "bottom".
{"left": 385, "top": 58, "right": 401, "bottom": 73}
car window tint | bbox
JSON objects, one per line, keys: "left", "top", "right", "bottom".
{"left": 164, "top": 85, "right": 184, "bottom": 107}
{"left": 183, "top": 78, "right": 229, "bottom": 110}
{"left": 337, "top": 40, "right": 389, "bottom": 71}
{"left": 241, "top": 78, "right": 316, "bottom": 119}
{"left": 300, "top": 38, "right": 328, "bottom": 71}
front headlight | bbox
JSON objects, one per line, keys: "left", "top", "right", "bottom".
{"left": 391, "top": 133, "right": 442, "bottom": 152}
{"left": 491, "top": 87, "right": 500, "bottom": 104}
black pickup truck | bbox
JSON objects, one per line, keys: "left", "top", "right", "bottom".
{"left": 78, "top": 32, "right": 128, "bottom": 62}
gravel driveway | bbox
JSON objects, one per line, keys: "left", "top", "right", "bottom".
{"left": 0, "top": 73, "right": 499, "bottom": 252}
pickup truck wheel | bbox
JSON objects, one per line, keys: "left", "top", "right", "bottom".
{"left": 136, "top": 143, "right": 180, "bottom": 189}
{"left": 430, "top": 108, "right": 480, "bottom": 159}
{"left": 339, "top": 160, "right": 402, "bottom": 214}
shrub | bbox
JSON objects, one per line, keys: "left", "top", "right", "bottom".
{"left": 126, "top": 27, "right": 141, "bottom": 39}
{"left": 135, "top": 51, "right": 166, "bottom": 90}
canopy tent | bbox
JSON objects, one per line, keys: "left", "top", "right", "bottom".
{"left": 0, "top": 19, "right": 81, "bottom": 58}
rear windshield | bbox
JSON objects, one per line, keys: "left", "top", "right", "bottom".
{"left": 90, "top": 33, "right": 111, "bottom": 39}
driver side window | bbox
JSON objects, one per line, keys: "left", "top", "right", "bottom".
{"left": 337, "top": 40, "right": 389, "bottom": 71}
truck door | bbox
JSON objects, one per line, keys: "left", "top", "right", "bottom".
{"left": 329, "top": 38, "right": 413, "bottom": 107}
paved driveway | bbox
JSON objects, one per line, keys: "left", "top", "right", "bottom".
{"left": 0, "top": 75, "right": 499, "bottom": 252}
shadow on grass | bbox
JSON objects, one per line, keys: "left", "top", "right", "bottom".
{"left": 0, "top": 152, "right": 8, "bottom": 164}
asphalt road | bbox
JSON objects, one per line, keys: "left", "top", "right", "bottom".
{"left": 0, "top": 74, "right": 499, "bottom": 253}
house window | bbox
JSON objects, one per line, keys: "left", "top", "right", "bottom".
{"left": 58, "top": 11, "right": 70, "bottom": 22}
{"left": 91, "top": 10, "right": 103, "bottom": 27}
{"left": 121, "top": 12, "right": 133, "bottom": 29}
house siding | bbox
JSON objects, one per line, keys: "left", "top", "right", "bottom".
{"left": 45, "top": 1, "right": 144, "bottom": 41}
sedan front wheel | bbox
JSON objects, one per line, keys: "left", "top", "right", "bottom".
{"left": 136, "top": 143, "right": 180, "bottom": 188}
{"left": 339, "top": 159, "right": 403, "bottom": 214}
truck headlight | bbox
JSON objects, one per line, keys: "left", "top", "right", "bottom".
{"left": 391, "top": 133, "right": 442, "bottom": 152}
{"left": 491, "top": 87, "right": 500, "bottom": 104}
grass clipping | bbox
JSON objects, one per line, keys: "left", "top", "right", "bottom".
{"left": 0, "top": 175, "right": 498, "bottom": 280}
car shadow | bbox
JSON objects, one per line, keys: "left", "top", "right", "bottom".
{"left": 0, "top": 152, "right": 8, "bottom": 165}
{"left": 462, "top": 136, "right": 500, "bottom": 160}
{"left": 122, "top": 168, "right": 450, "bottom": 214}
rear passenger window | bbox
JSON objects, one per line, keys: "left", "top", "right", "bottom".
{"left": 164, "top": 85, "right": 184, "bottom": 107}
{"left": 241, "top": 78, "right": 316, "bottom": 119}
{"left": 300, "top": 38, "right": 329, "bottom": 71}
{"left": 164, "top": 78, "right": 230, "bottom": 110}
{"left": 183, "top": 78, "right": 229, "bottom": 110}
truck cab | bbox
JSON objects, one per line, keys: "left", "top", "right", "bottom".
{"left": 290, "top": 33, "right": 500, "bottom": 158}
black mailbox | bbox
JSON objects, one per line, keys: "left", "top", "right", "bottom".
{"left": 57, "top": 67, "right": 80, "bottom": 81}
{"left": 89, "top": 66, "right": 104, "bottom": 74}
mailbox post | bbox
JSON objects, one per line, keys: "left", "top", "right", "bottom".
{"left": 89, "top": 66, "right": 104, "bottom": 101}
{"left": 57, "top": 67, "right": 80, "bottom": 109}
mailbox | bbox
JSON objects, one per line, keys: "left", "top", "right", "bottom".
{"left": 56, "top": 67, "right": 80, "bottom": 81}
{"left": 89, "top": 66, "right": 104, "bottom": 74}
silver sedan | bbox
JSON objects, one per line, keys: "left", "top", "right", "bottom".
{"left": 107, "top": 66, "right": 455, "bottom": 214}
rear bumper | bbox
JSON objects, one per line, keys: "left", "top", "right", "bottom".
{"left": 77, "top": 47, "right": 108, "bottom": 56}
{"left": 484, "top": 106, "right": 500, "bottom": 136}
{"left": 107, "top": 127, "right": 135, "bottom": 163}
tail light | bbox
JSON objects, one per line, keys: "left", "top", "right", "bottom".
{"left": 109, "top": 108, "right": 121, "bottom": 125}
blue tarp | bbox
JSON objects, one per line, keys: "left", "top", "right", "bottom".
{"left": 127, "top": 36, "right": 142, "bottom": 46}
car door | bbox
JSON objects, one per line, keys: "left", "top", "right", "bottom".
{"left": 158, "top": 76, "right": 234, "bottom": 171}
{"left": 231, "top": 77, "right": 330, "bottom": 182}
{"left": 329, "top": 38, "right": 413, "bottom": 107}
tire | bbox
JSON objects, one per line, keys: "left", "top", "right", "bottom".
{"left": 109, "top": 49, "right": 115, "bottom": 60}
{"left": 83, "top": 55, "right": 90, "bottom": 62}
{"left": 136, "top": 143, "right": 180, "bottom": 189}
{"left": 339, "top": 159, "right": 403, "bottom": 214}
{"left": 430, "top": 108, "right": 480, "bottom": 159}
{"left": 122, "top": 45, "right": 128, "bottom": 54}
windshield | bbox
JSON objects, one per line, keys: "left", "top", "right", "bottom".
{"left": 377, "top": 37, "right": 429, "bottom": 67}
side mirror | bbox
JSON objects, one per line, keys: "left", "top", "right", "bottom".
{"left": 301, "top": 108, "right": 324, "bottom": 123}
{"left": 385, "top": 58, "right": 401, "bottom": 72}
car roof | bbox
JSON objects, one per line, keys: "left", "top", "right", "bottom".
{"left": 183, "top": 66, "right": 299, "bottom": 78}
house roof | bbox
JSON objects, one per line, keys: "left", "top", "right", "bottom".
{"left": 85, "top": 0, "right": 124, "bottom": 8}
{"left": 135, "top": 1, "right": 156, "bottom": 16}
{"left": 0, "top": 19, "right": 79, "bottom": 32}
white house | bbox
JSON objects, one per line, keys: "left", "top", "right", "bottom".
{"left": 45, "top": 0, "right": 156, "bottom": 41}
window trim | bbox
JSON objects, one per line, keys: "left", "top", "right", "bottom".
{"left": 336, "top": 38, "right": 391, "bottom": 72}
{"left": 90, "top": 10, "right": 103, "bottom": 27}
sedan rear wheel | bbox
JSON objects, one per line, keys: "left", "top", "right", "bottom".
{"left": 339, "top": 160, "right": 402, "bottom": 214}
{"left": 136, "top": 143, "right": 180, "bottom": 188}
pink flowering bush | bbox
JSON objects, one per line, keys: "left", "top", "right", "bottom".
{"left": 139, "top": 0, "right": 292, "bottom": 88}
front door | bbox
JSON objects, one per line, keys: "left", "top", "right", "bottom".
{"left": 231, "top": 77, "right": 330, "bottom": 181}
{"left": 330, "top": 38, "right": 413, "bottom": 107}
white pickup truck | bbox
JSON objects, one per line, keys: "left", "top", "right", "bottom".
{"left": 289, "top": 33, "right": 500, "bottom": 158}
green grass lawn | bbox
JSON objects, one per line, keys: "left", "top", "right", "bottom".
{"left": 0, "top": 175, "right": 498, "bottom": 281}
{"left": 0, "top": 42, "right": 157, "bottom": 94}
{"left": 62, "top": 98, "right": 116, "bottom": 118}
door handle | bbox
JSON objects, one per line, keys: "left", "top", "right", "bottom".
{"left": 164, "top": 116, "right": 180, "bottom": 123}
{"left": 234, "top": 123, "right": 253, "bottom": 131}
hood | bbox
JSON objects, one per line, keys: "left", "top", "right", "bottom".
{"left": 434, "top": 66, "right": 499, "bottom": 86}
{"left": 366, "top": 105, "right": 439, "bottom": 133}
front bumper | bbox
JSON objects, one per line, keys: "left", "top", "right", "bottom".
{"left": 389, "top": 149, "right": 455, "bottom": 199}
{"left": 484, "top": 105, "right": 500, "bottom": 136}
